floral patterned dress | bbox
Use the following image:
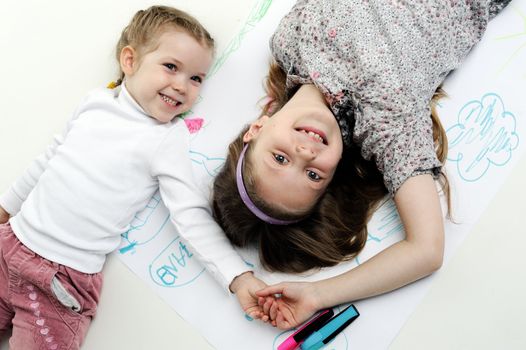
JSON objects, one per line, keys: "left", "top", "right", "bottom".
{"left": 270, "top": 0, "right": 511, "bottom": 194}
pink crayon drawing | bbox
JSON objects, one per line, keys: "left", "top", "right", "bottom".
{"left": 184, "top": 118, "right": 204, "bottom": 134}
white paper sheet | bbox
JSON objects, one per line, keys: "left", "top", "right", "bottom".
{"left": 116, "top": 1, "right": 526, "bottom": 349}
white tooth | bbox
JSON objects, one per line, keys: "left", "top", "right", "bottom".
{"left": 162, "top": 95, "right": 177, "bottom": 106}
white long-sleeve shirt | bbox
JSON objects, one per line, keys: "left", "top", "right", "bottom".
{"left": 0, "top": 85, "right": 248, "bottom": 291}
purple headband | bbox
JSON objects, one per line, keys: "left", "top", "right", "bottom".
{"left": 236, "top": 143, "right": 299, "bottom": 225}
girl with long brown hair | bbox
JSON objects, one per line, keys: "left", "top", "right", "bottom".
{"left": 212, "top": 0, "right": 511, "bottom": 329}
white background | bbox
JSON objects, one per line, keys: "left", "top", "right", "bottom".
{"left": 1, "top": 0, "right": 525, "bottom": 349}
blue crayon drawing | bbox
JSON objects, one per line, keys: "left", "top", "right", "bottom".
{"left": 119, "top": 194, "right": 206, "bottom": 287}
{"left": 367, "top": 200, "right": 403, "bottom": 244}
{"left": 120, "top": 193, "right": 168, "bottom": 254}
{"left": 190, "top": 150, "right": 225, "bottom": 177}
{"left": 354, "top": 200, "right": 404, "bottom": 266}
{"left": 446, "top": 93, "right": 519, "bottom": 182}
{"left": 149, "top": 236, "right": 206, "bottom": 288}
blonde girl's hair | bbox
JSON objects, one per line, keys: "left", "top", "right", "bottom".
{"left": 113, "top": 5, "right": 214, "bottom": 87}
{"left": 212, "top": 61, "right": 450, "bottom": 273}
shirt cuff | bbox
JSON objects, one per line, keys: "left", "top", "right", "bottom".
{"left": 208, "top": 254, "right": 252, "bottom": 293}
{"left": 0, "top": 187, "right": 24, "bottom": 216}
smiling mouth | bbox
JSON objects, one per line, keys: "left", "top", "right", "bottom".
{"left": 160, "top": 93, "right": 182, "bottom": 108}
{"left": 296, "top": 128, "right": 327, "bottom": 145}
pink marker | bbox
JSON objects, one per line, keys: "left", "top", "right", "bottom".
{"left": 277, "top": 309, "right": 334, "bottom": 350}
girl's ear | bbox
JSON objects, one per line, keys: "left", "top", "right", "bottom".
{"left": 120, "top": 46, "right": 137, "bottom": 76}
{"left": 243, "top": 115, "right": 269, "bottom": 142}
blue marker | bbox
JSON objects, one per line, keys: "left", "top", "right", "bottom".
{"left": 300, "top": 304, "right": 359, "bottom": 350}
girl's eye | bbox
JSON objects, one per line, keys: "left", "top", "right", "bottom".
{"left": 307, "top": 170, "right": 321, "bottom": 181}
{"left": 164, "top": 63, "right": 177, "bottom": 71}
{"left": 191, "top": 76, "right": 203, "bottom": 83}
{"left": 273, "top": 153, "right": 289, "bottom": 164}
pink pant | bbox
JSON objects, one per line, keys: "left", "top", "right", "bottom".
{"left": 0, "top": 223, "right": 102, "bottom": 350}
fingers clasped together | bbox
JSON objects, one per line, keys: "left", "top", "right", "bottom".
{"left": 232, "top": 272, "right": 322, "bottom": 330}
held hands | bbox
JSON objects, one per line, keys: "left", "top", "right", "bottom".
{"left": 256, "top": 281, "right": 322, "bottom": 330}
{"left": 0, "top": 206, "right": 9, "bottom": 224}
{"left": 230, "top": 271, "right": 271, "bottom": 322}
{"left": 232, "top": 274, "right": 326, "bottom": 330}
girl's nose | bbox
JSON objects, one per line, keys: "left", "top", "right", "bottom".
{"left": 172, "top": 75, "right": 187, "bottom": 94}
{"left": 295, "top": 144, "right": 316, "bottom": 160}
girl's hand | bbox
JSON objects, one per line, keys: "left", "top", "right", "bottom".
{"left": 0, "top": 206, "right": 9, "bottom": 224}
{"left": 256, "top": 281, "right": 323, "bottom": 330}
{"left": 230, "top": 272, "right": 269, "bottom": 322}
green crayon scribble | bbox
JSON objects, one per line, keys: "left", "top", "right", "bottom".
{"left": 183, "top": 0, "right": 273, "bottom": 118}
{"left": 208, "top": 0, "right": 273, "bottom": 77}
{"left": 494, "top": 7, "right": 526, "bottom": 76}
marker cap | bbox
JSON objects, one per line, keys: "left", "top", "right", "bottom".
{"left": 277, "top": 337, "right": 297, "bottom": 350}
